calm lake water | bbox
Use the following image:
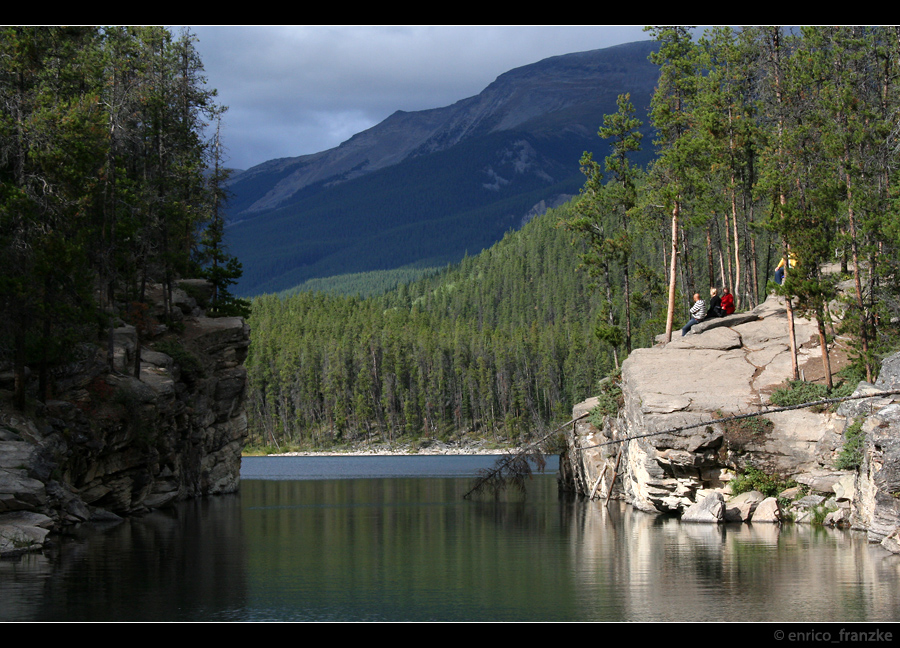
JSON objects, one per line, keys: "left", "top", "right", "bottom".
{"left": 2, "top": 455, "right": 899, "bottom": 622}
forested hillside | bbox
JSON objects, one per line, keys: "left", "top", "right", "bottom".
{"left": 246, "top": 26, "right": 900, "bottom": 451}
{"left": 246, "top": 204, "right": 608, "bottom": 448}
{"left": 0, "top": 27, "right": 241, "bottom": 410}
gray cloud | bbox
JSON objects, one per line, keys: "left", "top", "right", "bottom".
{"left": 187, "top": 26, "right": 652, "bottom": 170}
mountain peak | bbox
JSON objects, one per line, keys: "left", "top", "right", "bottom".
{"left": 225, "top": 40, "right": 660, "bottom": 296}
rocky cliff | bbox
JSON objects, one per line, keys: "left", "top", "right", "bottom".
{"left": 559, "top": 294, "right": 900, "bottom": 554}
{"left": 0, "top": 280, "right": 250, "bottom": 556}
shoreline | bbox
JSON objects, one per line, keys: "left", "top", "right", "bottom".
{"left": 244, "top": 442, "right": 523, "bottom": 458}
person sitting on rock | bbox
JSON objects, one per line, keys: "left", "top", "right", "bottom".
{"left": 721, "top": 288, "right": 735, "bottom": 315}
{"left": 774, "top": 254, "right": 797, "bottom": 285}
{"left": 681, "top": 293, "right": 707, "bottom": 336}
{"left": 708, "top": 287, "right": 724, "bottom": 318}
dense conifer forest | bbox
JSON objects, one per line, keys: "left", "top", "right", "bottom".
{"left": 248, "top": 206, "right": 613, "bottom": 449}
{"left": 5, "top": 27, "right": 900, "bottom": 450}
{"left": 0, "top": 27, "right": 243, "bottom": 410}
{"left": 246, "top": 26, "right": 900, "bottom": 450}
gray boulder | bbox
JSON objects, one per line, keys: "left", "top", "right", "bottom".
{"left": 750, "top": 497, "right": 782, "bottom": 523}
{"left": 682, "top": 492, "right": 725, "bottom": 523}
{"left": 725, "top": 490, "right": 765, "bottom": 522}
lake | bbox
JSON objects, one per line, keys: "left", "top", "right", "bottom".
{"left": 1, "top": 454, "right": 899, "bottom": 622}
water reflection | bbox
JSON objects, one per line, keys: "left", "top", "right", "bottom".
{"left": 0, "top": 495, "right": 248, "bottom": 622}
{"left": 559, "top": 494, "right": 900, "bottom": 622}
{"left": 2, "top": 465, "right": 899, "bottom": 621}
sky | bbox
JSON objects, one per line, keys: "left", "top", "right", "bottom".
{"left": 185, "top": 26, "right": 655, "bottom": 171}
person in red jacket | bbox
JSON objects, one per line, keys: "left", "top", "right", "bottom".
{"left": 721, "top": 288, "right": 735, "bottom": 315}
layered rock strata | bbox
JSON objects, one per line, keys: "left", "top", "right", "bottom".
{"left": 559, "top": 294, "right": 900, "bottom": 553}
{"left": 0, "top": 281, "right": 249, "bottom": 556}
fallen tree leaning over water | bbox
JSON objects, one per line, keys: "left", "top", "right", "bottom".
{"left": 463, "top": 389, "right": 900, "bottom": 500}
{"left": 463, "top": 413, "right": 588, "bottom": 499}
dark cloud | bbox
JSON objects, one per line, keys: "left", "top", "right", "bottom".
{"left": 188, "top": 26, "right": 652, "bottom": 170}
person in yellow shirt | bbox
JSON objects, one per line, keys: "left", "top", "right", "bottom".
{"left": 774, "top": 254, "right": 797, "bottom": 285}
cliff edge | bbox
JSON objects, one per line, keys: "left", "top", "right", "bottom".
{"left": 560, "top": 293, "right": 900, "bottom": 553}
{"left": 0, "top": 280, "right": 250, "bottom": 556}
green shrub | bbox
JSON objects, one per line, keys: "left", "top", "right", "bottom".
{"left": 589, "top": 371, "right": 623, "bottom": 426}
{"left": 730, "top": 467, "right": 797, "bottom": 498}
{"left": 770, "top": 377, "right": 857, "bottom": 413}
{"left": 770, "top": 380, "right": 830, "bottom": 408}
{"left": 730, "top": 414, "right": 773, "bottom": 436}
{"left": 835, "top": 417, "right": 865, "bottom": 470}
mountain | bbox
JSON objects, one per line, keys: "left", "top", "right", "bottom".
{"left": 225, "top": 40, "right": 661, "bottom": 296}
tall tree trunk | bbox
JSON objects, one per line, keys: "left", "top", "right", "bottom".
{"left": 842, "top": 150, "right": 872, "bottom": 382}
{"left": 783, "top": 240, "right": 800, "bottom": 381}
{"left": 816, "top": 306, "right": 833, "bottom": 389}
{"left": 664, "top": 200, "right": 680, "bottom": 342}
{"left": 770, "top": 27, "right": 800, "bottom": 380}
{"left": 730, "top": 178, "right": 742, "bottom": 307}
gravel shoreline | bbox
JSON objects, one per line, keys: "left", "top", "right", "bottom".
{"left": 247, "top": 441, "right": 521, "bottom": 457}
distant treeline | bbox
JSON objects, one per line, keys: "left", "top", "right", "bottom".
{"left": 279, "top": 266, "right": 443, "bottom": 300}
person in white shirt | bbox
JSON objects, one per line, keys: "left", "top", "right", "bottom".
{"left": 681, "top": 293, "right": 707, "bottom": 336}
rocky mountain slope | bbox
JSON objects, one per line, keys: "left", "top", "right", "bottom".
{"left": 224, "top": 41, "right": 661, "bottom": 296}
{"left": 560, "top": 293, "right": 900, "bottom": 554}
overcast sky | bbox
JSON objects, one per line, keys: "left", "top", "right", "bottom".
{"left": 185, "top": 26, "right": 654, "bottom": 171}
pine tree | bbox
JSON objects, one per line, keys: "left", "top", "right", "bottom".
{"left": 201, "top": 117, "right": 249, "bottom": 318}
{"left": 644, "top": 26, "right": 702, "bottom": 342}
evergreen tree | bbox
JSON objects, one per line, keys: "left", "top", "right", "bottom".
{"left": 201, "top": 117, "right": 249, "bottom": 318}
{"left": 644, "top": 26, "right": 702, "bottom": 342}
{"left": 0, "top": 26, "right": 236, "bottom": 408}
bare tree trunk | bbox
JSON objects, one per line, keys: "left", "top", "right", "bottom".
{"left": 783, "top": 240, "right": 800, "bottom": 381}
{"left": 842, "top": 151, "right": 872, "bottom": 382}
{"left": 817, "top": 308, "right": 833, "bottom": 389}
{"left": 664, "top": 200, "right": 680, "bottom": 342}
{"left": 730, "top": 181, "right": 742, "bottom": 305}
{"left": 748, "top": 231, "right": 760, "bottom": 309}
{"left": 771, "top": 27, "right": 799, "bottom": 380}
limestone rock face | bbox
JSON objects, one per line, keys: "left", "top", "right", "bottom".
{"left": 561, "top": 295, "right": 840, "bottom": 512}
{"left": 0, "top": 281, "right": 249, "bottom": 556}
{"left": 848, "top": 403, "right": 900, "bottom": 547}
{"left": 561, "top": 294, "right": 900, "bottom": 551}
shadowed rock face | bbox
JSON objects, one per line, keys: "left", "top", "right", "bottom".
{"left": 0, "top": 281, "right": 250, "bottom": 556}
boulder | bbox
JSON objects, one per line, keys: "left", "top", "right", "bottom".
{"left": 690, "top": 312, "right": 760, "bottom": 334}
{"left": 682, "top": 491, "right": 725, "bottom": 523}
{"left": 0, "top": 510, "right": 52, "bottom": 555}
{"left": 824, "top": 507, "right": 851, "bottom": 528}
{"left": 750, "top": 497, "right": 781, "bottom": 523}
{"left": 882, "top": 528, "right": 900, "bottom": 554}
{"left": 725, "top": 490, "right": 765, "bottom": 522}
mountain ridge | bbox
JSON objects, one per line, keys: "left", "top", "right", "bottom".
{"left": 225, "top": 40, "right": 661, "bottom": 296}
